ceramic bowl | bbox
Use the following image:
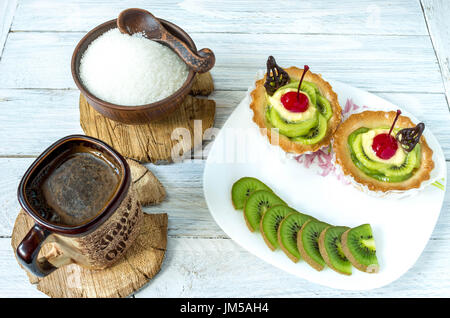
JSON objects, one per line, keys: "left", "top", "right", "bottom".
{"left": 71, "top": 18, "right": 197, "bottom": 124}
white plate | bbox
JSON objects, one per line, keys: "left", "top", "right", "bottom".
{"left": 203, "top": 80, "right": 447, "bottom": 290}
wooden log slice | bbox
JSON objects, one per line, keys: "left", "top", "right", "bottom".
{"left": 79, "top": 72, "right": 215, "bottom": 163}
{"left": 127, "top": 159, "right": 166, "bottom": 206}
{"left": 10, "top": 161, "right": 168, "bottom": 298}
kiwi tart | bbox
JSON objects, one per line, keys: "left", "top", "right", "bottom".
{"left": 333, "top": 110, "right": 434, "bottom": 192}
{"left": 250, "top": 56, "right": 342, "bottom": 154}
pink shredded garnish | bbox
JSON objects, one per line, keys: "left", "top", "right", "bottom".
{"left": 344, "top": 99, "right": 353, "bottom": 113}
{"left": 295, "top": 147, "right": 335, "bottom": 177}
{"left": 294, "top": 98, "right": 366, "bottom": 184}
{"left": 343, "top": 98, "right": 367, "bottom": 115}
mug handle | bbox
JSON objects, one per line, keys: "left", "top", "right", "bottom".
{"left": 16, "top": 224, "right": 57, "bottom": 277}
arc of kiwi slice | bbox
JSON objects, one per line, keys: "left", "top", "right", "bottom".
{"left": 269, "top": 107, "right": 319, "bottom": 137}
{"left": 297, "top": 219, "right": 330, "bottom": 271}
{"left": 341, "top": 224, "right": 379, "bottom": 273}
{"left": 291, "top": 113, "right": 327, "bottom": 145}
{"left": 231, "top": 177, "right": 272, "bottom": 210}
{"left": 318, "top": 226, "right": 352, "bottom": 276}
{"left": 260, "top": 205, "right": 297, "bottom": 251}
{"left": 243, "top": 190, "right": 286, "bottom": 232}
{"left": 316, "top": 95, "right": 332, "bottom": 121}
{"left": 381, "top": 150, "right": 417, "bottom": 177}
{"left": 299, "top": 82, "right": 317, "bottom": 106}
{"left": 277, "top": 212, "right": 313, "bottom": 262}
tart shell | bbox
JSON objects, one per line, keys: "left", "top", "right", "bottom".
{"left": 250, "top": 67, "right": 342, "bottom": 154}
{"left": 333, "top": 110, "right": 434, "bottom": 192}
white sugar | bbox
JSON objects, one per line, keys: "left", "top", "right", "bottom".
{"left": 79, "top": 28, "right": 189, "bottom": 106}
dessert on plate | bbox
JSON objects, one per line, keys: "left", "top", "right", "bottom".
{"left": 250, "top": 56, "right": 342, "bottom": 154}
{"left": 231, "top": 176, "right": 380, "bottom": 275}
{"left": 333, "top": 110, "right": 434, "bottom": 192}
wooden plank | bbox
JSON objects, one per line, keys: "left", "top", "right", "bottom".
{"left": 132, "top": 235, "right": 450, "bottom": 297}
{"left": 1, "top": 89, "right": 449, "bottom": 158}
{"left": 12, "top": 0, "right": 428, "bottom": 35}
{"left": 377, "top": 92, "right": 450, "bottom": 157}
{"left": 1, "top": 158, "right": 449, "bottom": 239}
{"left": 0, "top": 32, "right": 444, "bottom": 93}
{"left": 0, "top": 158, "right": 224, "bottom": 238}
{"left": 3, "top": 216, "right": 450, "bottom": 297}
{"left": 421, "top": 0, "right": 450, "bottom": 109}
{"left": 0, "top": 89, "right": 83, "bottom": 156}
{"left": 0, "top": 239, "right": 46, "bottom": 297}
{"left": 0, "top": 0, "right": 17, "bottom": 58}
{"left": 0, "top": 158, "right": 33, "bottom": 236}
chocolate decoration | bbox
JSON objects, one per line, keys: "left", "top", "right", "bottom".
{"left": 264, "top": 56, "right": 290, "bottom": 96}
{"left": 396, "top": 123, "right": 425, "bottom": 152}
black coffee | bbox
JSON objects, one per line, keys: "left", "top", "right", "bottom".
{"left": 26, "top": 150, "right": 120, "bottom": 226}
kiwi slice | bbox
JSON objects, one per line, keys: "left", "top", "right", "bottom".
{"left": 348, "top": 127, "right": 370, "bottom": 144}
{"left": 341, "top": 224, "right": 379, "bottom": 273}
{"left": 381, "top": 151, "right": 417, "bottom": 177}
{"left": 304, "top": 81, "right": 320, "bottom": 94}
{"left": 291, "top": 114, "right": 327, "bottom": 145}
{"left": 297, "top": 219, "right": 330, "bottom": 271}
{"left": 414, "top": 144, "right": 421, "bottom": 168}
{"left": 260, "top": 205, "right": 296, "bottom": 251}
{"left": 299, "top": 82, "right": 317, "bottom": 106}
{"left": 243, "top": 190, "right": 286, "bottom": 232}
{"left": 352, "top": 134, "right": 388, "bottom": 171}
{"left": 231, "top": 177, "right": 272, "bottom": 210}
{"left": 316, "top": 95, "right": 332, "bottom": 121}
{"left": 318, "top": 226, "right": 352, "bottom": 276}
{"left": 269, "top": 107, "right": 319, "bottom": 137}
{"left": 277, "top": 212, "right": 313, "bottom": 262}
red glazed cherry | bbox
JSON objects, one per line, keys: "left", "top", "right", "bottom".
{"left": 281, "top": 91, "right": 309, "bottom": 112}
{"left": 371, "top": 110, "right": 402, "bottom": 160}
{"left": 280, "top": 65, "right": 311, "bottom": 113}
{"left": 372, "top": 134, "right": 398, "bottom": 159}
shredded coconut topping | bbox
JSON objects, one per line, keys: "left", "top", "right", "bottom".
{"left": 79, "top": 28, "right": 189, "bottom": 106}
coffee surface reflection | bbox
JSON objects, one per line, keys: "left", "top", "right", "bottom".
{"left": 26, "top": 149, "right": 120, "bottom": 226}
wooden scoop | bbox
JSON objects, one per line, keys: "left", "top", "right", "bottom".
{"left": 117, "top": 8, "right": 215, "bottom": 73}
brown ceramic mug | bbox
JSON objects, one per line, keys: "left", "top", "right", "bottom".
{"left": 16, "top": 135, "right": 143, "bottom": 277}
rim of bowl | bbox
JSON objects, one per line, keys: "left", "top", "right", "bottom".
{"left": 71, "top": 18, "right": 196, "bottom": 112}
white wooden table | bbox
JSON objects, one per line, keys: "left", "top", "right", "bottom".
{"left": 1, "top": 0, "right": 449, "bottom": 297}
